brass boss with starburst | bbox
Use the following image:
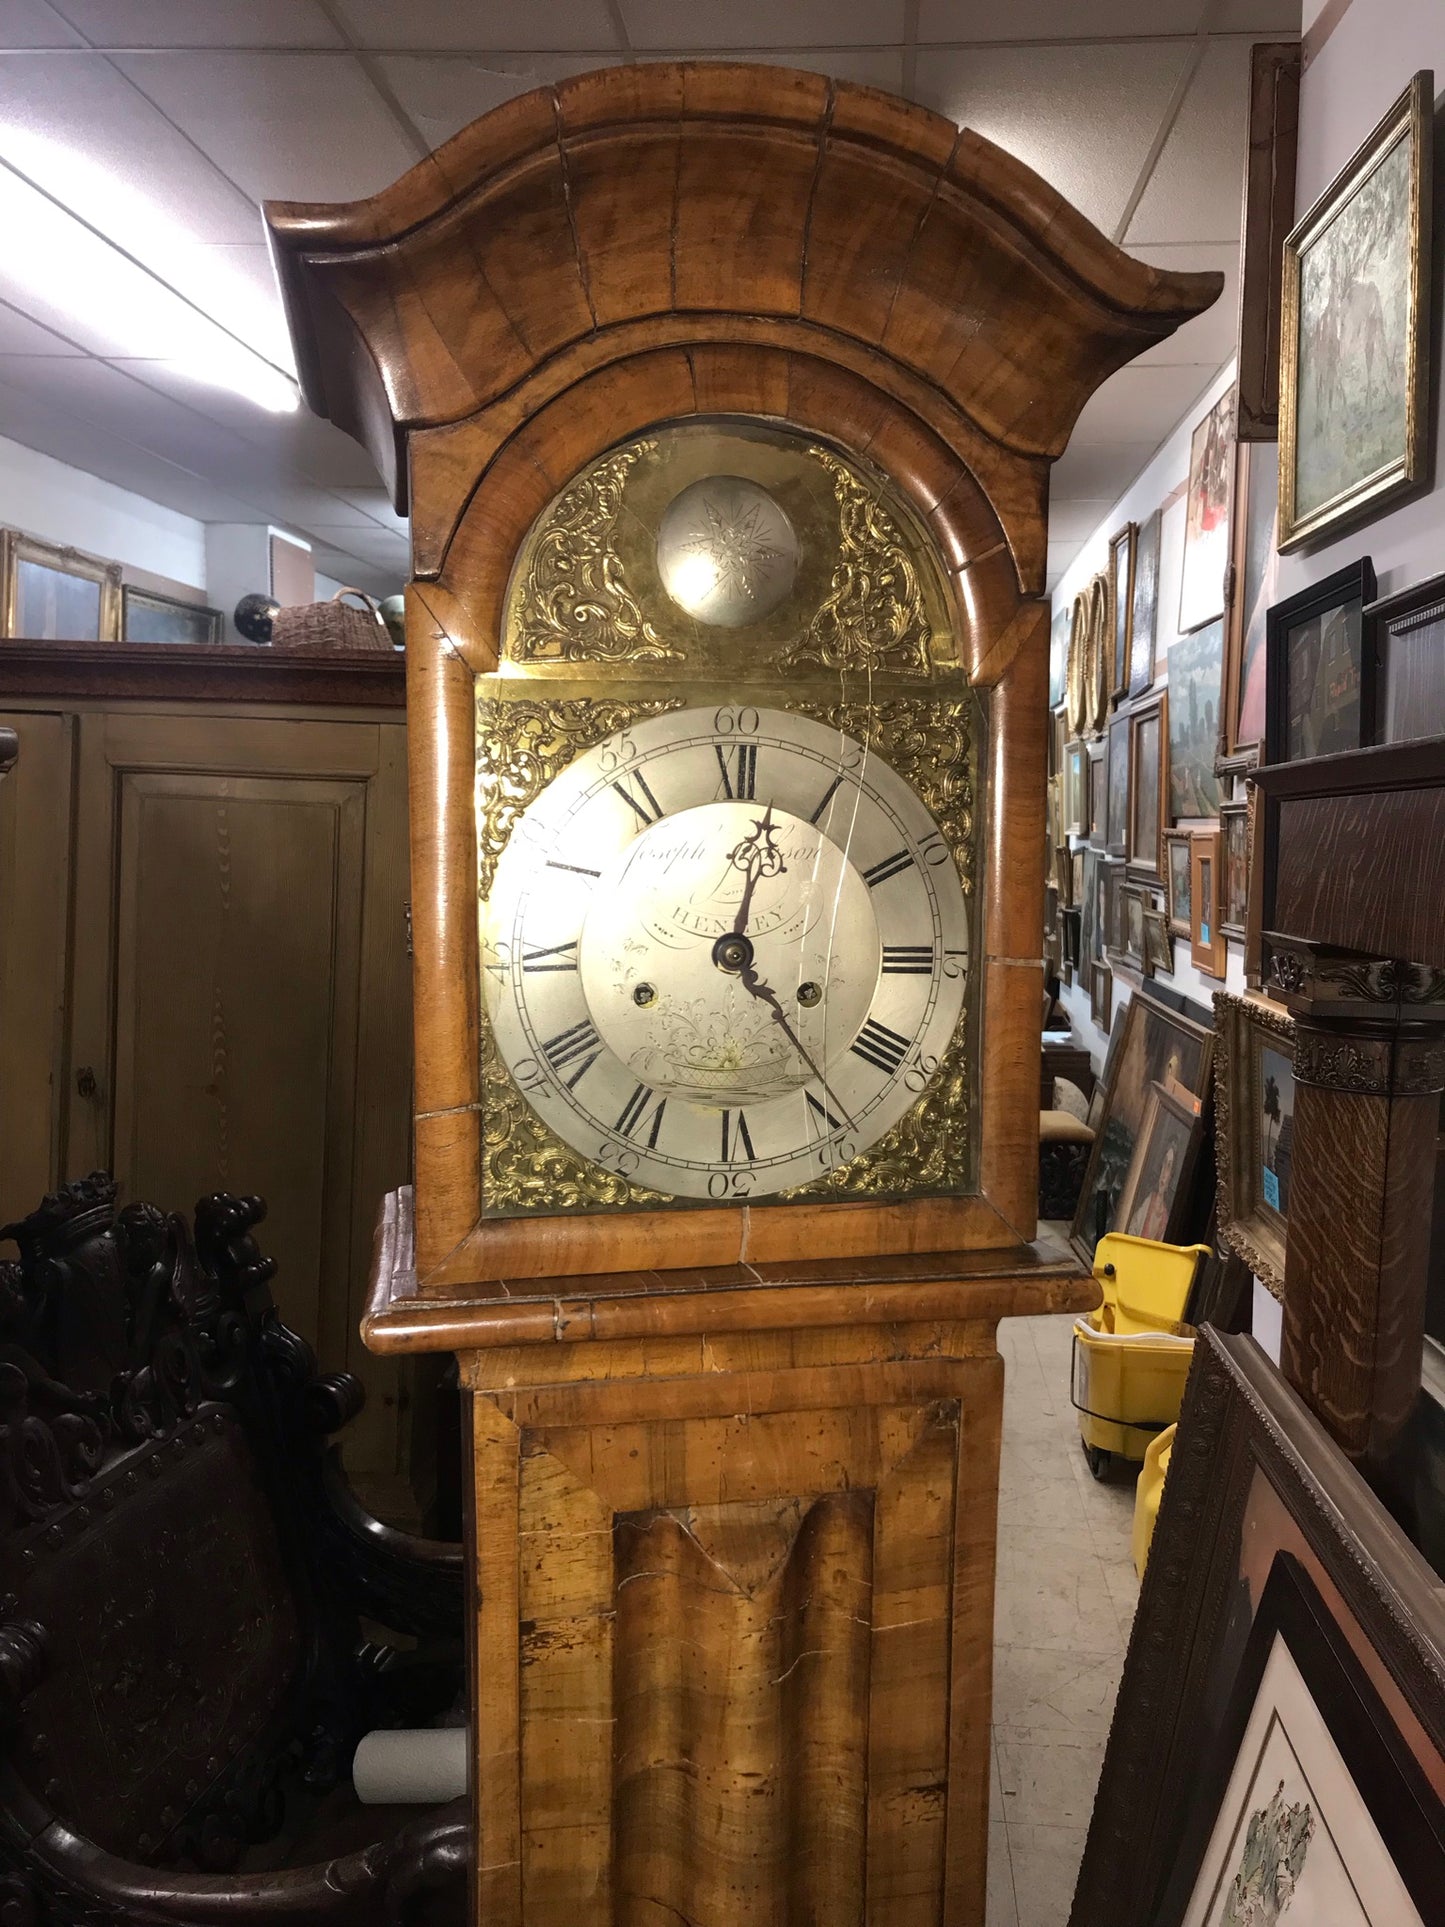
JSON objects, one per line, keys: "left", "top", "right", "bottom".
{"left": 479, "top": 417, "right": 981, "bottom": 1220}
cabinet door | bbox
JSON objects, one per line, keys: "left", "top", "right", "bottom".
{"left": 67, "top": 711, "right": 412, "bottom": 1475}
{"left": 0, "top": 710, "right": 74, "bottom": 1214}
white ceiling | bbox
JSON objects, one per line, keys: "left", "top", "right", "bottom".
{"left": 0, "top": 0, "right": 1301, "bottom": 598}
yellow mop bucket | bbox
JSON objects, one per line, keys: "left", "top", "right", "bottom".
{"left": 1071, "top": 1233, "right": 1205, "bottom": 1478}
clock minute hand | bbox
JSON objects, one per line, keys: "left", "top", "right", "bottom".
{"left": 736, "top": 956, "right": 856, "bottom": 1132}
{"left": 728, "top": 803, "right": 784, "bottom": 938}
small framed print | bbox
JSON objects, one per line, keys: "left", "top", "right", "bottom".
{"left": 1126, "top": 691, "right": 1167, "bottom": 884}
{"left": 1121, "top": 883, "right": 1147, "bottom": 969}
{"left": 1090, "top": 960, "right": 1113, "bottom": 1033}
{"left": 1165, "top": 829, "right": 1194, "bottom": 939}
{"left": 1178, "top": 386, "right": 1236, "bottom": 634}
{"left": 1109, "top": 521, "right": 1136, "bottom": 700}
{"left": 1104, "top": 709, "right": 1130, "bottom": 858}
{"left": 1219, "top": 800, "right": 1250, "bottom": 939}
{"left": 121, "top": 584, "right": 225, "bottom": 646}
{"left": 1214, "top": 989, "right": 1295, "bottom": 1297}
{"left": 1279, "top": 71, "right": 1433, "bottom": 551}
{"left": 1191, "top": 828, "right": 1226, "bottom": 978}
{"left": 1064, "top": 738, "right": 1088, "bottom": 836}
{"left": 1365, "top": 570, "right": 1445, "bottom": 745}
{"left": 1266, "top": 558, "right": 1378, "bottom": 764}
{"left": 1128, "top": 507, "right": 1161, "bottom": 696}
{"left": 0, "top": 530, "right": 121, "bottom": 641}
{"left": 1142, "top": 901, "right": 1173, "bottom": 979}
{"left": 1087, "top": 740, "right": 1106, "bottom": 849}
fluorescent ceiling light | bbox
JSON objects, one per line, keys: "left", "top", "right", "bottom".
{"left": 0, "top": 128, "right": 297, "bottom": 415}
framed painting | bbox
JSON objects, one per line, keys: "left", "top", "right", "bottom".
{"left": 1115, "top": 1077, "right": 1202, "bottom": 1243}
{"left": 1366, "top": 571, "right": 1445, "bottom": 745}
{"left": 1079, "top": 847, "right": 1101, "bottom": 970}
{"left": 1165, "top": 830, "right": 1193, "bottom": 939}
{"left": 1105, "top": 709, "right": 1131, "bottom": 858}
{"left": 1051, "top": 706, "right": 1067, "bottom": 778}
{"left": 1191, "top": 828, "right": 1226, "bottom": 979}
{"left": 1109, "top": 521, "right": 1136, "bottom": 701}
{"left": 121, "top": 585, "right": 225, "bottom": 646}
{"left": 1128, "top": 507, "right": 1161, "bottom": 697}
{"left": 1219, "top": 800, "right": 1250, "bottom": 940}
{"left": 1064, "top": 738, "right": 1089, "bottom": 836}
{"left": 1280, "top": 72, "right": 1433, "bottom": 551}
{"left": 0, "top": 530, "right": 121, "bottom": 641}
{"left": 1087, "top": 570, "right": 1112, "bottom": 736}
{"left": 1265, "top": 558, "right": 1378, "bottom": 764}
{"left": 1102, "top": 858, "right": 1128, "bottom": 960}
{"left": 1065, "top": 591, "right": 1090, "bottom": 736}
{"left": 1178, "top": 386, "right": 1236, "bottom": 634}
{"left": 1049, "top": 601, "right": 1070, "bottom": 710}
{"left": 1072, "top": 1331, "right": 1445, "bottom": 1927}
{"left": 1121, "top": 882, "right": 1147, "bottom": 971}
{"left": 1069, "top": 986, "right": 1214, "bottom": 1263}
{"left": 1236, "top": 42, "right": 1301, "bottom": 442}
{"left": 1142, "top": 901, "right": 1173, "bottom": 978}
{"left": 1091, "top": 961, "right": 1113, "bottom": 1033}
{"left": 1220, "top": 439, "right": 1278, "bottom": 773}
{"left": 1214, "top": 990, "right": 1295, "bottom": 1298}
{"left": 1126, "top": 691, "right": 1167, "bottom": 884}
{"left": 1168, "top": 618, "right": 1225, "bottom": 819}
{"left": 1087, "top": 739, "right": 1107, "bottom": 850}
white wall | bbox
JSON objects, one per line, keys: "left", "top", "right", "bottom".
{"left": 1052, "top": 358, "right": 1248, "bottom": 1066}
{"left": 1280, "top": 0, "right": 1445, "bottom": 606}
{"left": 0, "top": 430, "right": 205, "bottom": 594}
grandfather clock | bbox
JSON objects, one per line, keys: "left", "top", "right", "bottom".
{"left": 268, "top": 65, "right": 1216, "bottom": 1924}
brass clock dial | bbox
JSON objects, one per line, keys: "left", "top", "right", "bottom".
{"left": 481, "top": 705, "right": 969, "bottom": 1201}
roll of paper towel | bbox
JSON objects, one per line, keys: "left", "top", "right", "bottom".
{"left": 353, "top": 1727, "right": 468, "bottom": 1804}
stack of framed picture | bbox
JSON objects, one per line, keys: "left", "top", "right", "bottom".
{"left": 1070, "top": 1331, "right": 1445, "bottom": 1927}
{"left": 0, "top": 530, "right": 224, "bottom": 645}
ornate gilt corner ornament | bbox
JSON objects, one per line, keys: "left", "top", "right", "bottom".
{"left": 772, "top": 451, "right": 931, "bottom": 678}
{"left": 507, "top": 442, "right": 683, "bottom": 665}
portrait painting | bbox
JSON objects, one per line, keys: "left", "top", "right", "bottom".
{"left": 1168, "top": 619, "right": 1224, "bottom": 819}
{"left": 1166, "top": 832, "right": 1193, "bottom": 938}
{"left": 1179, "top": 386, "right": 1236, "bottom": 633}
{"left": 1117, "top": 1080, "right": 1197, "bottom": 1244}
{"left": 1223, "top": 441, "right": 1278, "bottom": 766}
{"left": 1282, "top": 75, "right": 1431, "bottom": 549}
{"left": 1129, "top": 508, "right": 1161, "bottom": 696}
{"left": 1105, "top": 710, "right": 1130, "bottom": 856}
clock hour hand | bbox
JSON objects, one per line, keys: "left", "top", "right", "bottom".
{"left": 735, "top": 956, "right": 856, "bottom": 1132}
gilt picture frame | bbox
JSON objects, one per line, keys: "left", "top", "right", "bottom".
{"left": 1165, "top": 829, "right": 1194, "bottom": 939}
{"left": 1191, "top": 829, "right": 1226, "bottom": 979}
{"left": 1219, "top": 801, "right": 1250, "bottom": 940}
{"left": 1072, "top": 1330, "right": 1445, "bottom": 1927}
{"left": 1087, "top": 739, "right": 1107, "bottom": 849}
{"left": 1179, "top": 386, "right": 1236, "bottom": 635}
{"left": 1126, "top": 691, "right": 1167, "bottom": 885}
{"left": 1064, "top": 738, "right": 1089, "bottom": 837}
{"left": 0, "top": 530, "right": 121, "bottom": 642}
{"left": 1214, "top": 990, "right": 1295, "bottom": 1299}
{"left": 120, "top": 584, "right": 225, "bottom": 646}
{"left": 1279, "top": 71, "right": 1433, "bottom": 551}
{"left": 1128, "top": 507, "right": 1161, "bottom": 697}
{"left": 1109, "top": 521, "right": 1136, "bottom": 702}
{"left": 1219, "top": 439, "right": 1278, "bottom": 774}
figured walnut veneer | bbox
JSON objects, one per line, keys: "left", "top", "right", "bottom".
{"left": 266, "top": 64, "right": 1218, "bottom": 1285}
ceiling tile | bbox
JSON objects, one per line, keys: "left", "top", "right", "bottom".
{"left": 1069, "top": 362, "right": 1219, "bottom": 445}
{"left": 111, "top": 51, "right": 423, "bottom": 202}
{"left": 308, "top": 540, "right": 402, "bottom": 598}
{"left": 1047, "top": 498, "right": 1116, "bottom": 542}
{"left": 332, "top": 0, "right": 622, "bottom": 52}
{"left": 1125, "top": 36, "right": 1254, "bottom": 245}
{"left": 1126, "top": 242, "right": 1239, "bottom": 367}
{"left": 335, "top": 488, "right": 408, "bottom": 533}
{"left": 0, "top": 50, "right": 260, "bottom": 240}
{"left": 694, "top": 45, "right": 906, "bottom": 91}
{"left": 158, "top": 240, "right": 294, "bottom": 370}
{"left": 0, "top": 297, "right": 85, "bottom": 353}
{"left": 1212, "top": 1, "right": 1302, "bottom": 28}
{"left": 913, "top": 40, "right": 1191, "bottom": 232}
{"left": 376, "top": 53, "right": 620, "bottom": 151}
{"left": 918, "top": 1, "right": 1208, "bottom": 39}
{"left": 0, "top": 1, "right": 83, "bottom": 45}
{"left": 51, "top": 2, "right": 343, "bottom": 46}
{"left": 1048, "top": 440, "right": 1158, "bottom": 501}
{"left": 621, "top": 0, "right": 906, "bottom": 49}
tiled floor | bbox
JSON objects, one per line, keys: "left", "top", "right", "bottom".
{"left": 987, "top": 1307, "right": 1141, "bottom": 1927}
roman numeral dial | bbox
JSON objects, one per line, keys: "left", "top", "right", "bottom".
{"left": 480, "top": 703, "right": 971, "bottom": 1204}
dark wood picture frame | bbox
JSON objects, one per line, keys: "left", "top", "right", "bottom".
{"left": 1071, "top": 1330, "right": 1445, "bottom": 1927}
{"left": 1104, "top": 709, "right": 1130, "bottom": 859}
{"left": 1126, "top": 690, "right": 1167, "bottom": 885}
{"left": 1236, "top": 42, "right": 1301, "bottom": 442}
{"left": 1365, "top": 569, "right": 1445, "bottom": 746}
{"left": 1142, "top": 901, "right": 1173, "bottom": 978}
{"left": 1190, "top": 828, "right": 1226, "bottom": 978}
{"left": 1219, "top": 438, "right": 1277, "bottom": 775}
{"left": 1265, "top": 558, "right": 1378, "bottom": 765}
{"left": 1090, "top": 960, "right": 1112, "bottom": 1033}
{"left": 120, "top": 584, "right": 226, "bottom": 646}
{"left": 1213, "top": 988, "right": 1295, "bottom": 1299}
{"left": 1120, "top": 882, "right": 1147, "bottom": 970}
{"left": 1087, "top": 738, "right": 1106, "bottom": 849}
{"left": 1219, "top": 799, "right": 1249, "bottom": 940}
{"left": 1109, "top": 521, "right": 1136, "bottom": 702}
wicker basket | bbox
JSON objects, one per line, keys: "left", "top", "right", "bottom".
{"left": 271, "top": 587, "right": 393, "bottom": 652}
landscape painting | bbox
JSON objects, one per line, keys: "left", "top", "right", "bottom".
{"left": 1168, "top": 618, "right": 1225, "bottom": 819}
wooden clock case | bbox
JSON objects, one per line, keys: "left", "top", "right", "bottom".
{"left": 267, "top": 66, "right": 1217, "bottom": 1924}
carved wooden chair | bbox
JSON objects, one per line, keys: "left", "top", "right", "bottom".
{"left": 0, "top": 1176, "right": 468, "bottom": 1925}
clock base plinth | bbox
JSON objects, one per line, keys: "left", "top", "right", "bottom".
{"left": 366, "top": 1189, "right": 1095, "bottom": 1926}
